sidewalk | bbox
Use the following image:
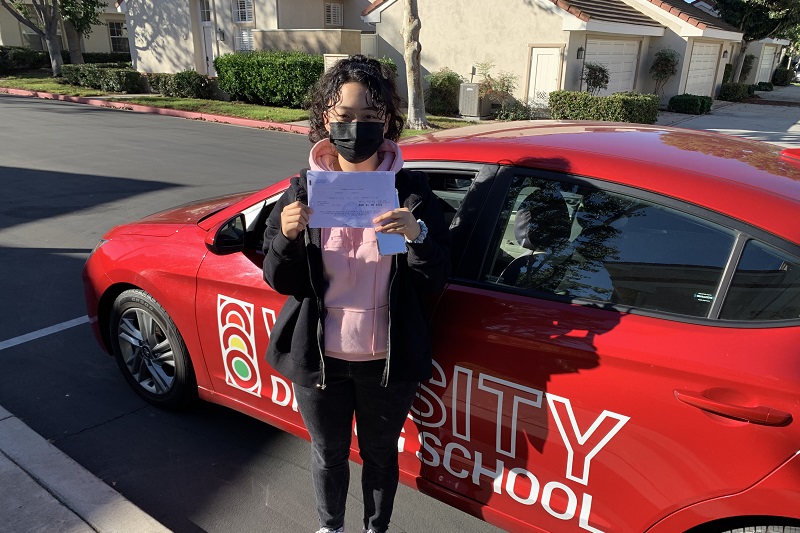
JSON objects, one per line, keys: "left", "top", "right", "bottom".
{"left": 0, "top": 406, "right": 171, "bottom": 533}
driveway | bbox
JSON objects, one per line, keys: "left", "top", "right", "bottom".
{"left": 656, "top": 84, "right": 800, "bottom": 148}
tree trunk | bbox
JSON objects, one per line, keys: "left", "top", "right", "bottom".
{"left": 44, "top": 30, "right": 63, "bottom": 76}
{"left": 402, "top": 0, "right": 428, "bottom": 130}
{"left": 64, "top": 20, "right": 84, "bottom": 65}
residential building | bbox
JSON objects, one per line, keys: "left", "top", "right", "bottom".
{"left": 0, "top": 3, "right": 128, "bottom": 55}
{"left": 121, "top": 0, "right": 375, "bottom": 76}
{"left": 362, "top": 0, "right": 744, "bottom": 107}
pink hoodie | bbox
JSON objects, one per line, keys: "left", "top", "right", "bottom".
{"left": 309, "top": 139, "right": 405, "bottom": 361}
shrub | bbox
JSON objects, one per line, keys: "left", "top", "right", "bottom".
{"left": 495, "top": 100, "right": 537, "bottom": 121}
{"left": 424, "top": 67, "right": 464, "bottom": 116}
{"left": 772, "top": 68, "right": 793, "bottom": 86}
{"left": 57, "top": 63, "right": 142, "bottom": 93}
{"left": 747, "top": 83, "right": 757, "bottom": 96}
{"left": 170, "top": 70, "right": 214, "bottom": 98}
{"left": 377, "top": 57, "right": 397, "bottom": 79}
{"left": 718, "top": 82, "right": 751, "bottom": 101}
{"left": 650, "top": 48, "right": 680, "bottom": 96}
{"left": 549, "top": 91, "right": 658, "bottom": 124}
{"left": 756, "top": 81, "right": 774, "bottom": 91}
{"left": 722, "top": 63, "right": 733, "bottom": 84}
{"left": 740, "top": 54, "right": 756, "bottom": 81}
{"left": 0, "top": 46, "right": 48, "bottom": 74}
{"left": 214, "top": 51, "right": 324, "bottom": 107}
{"left": 582, "top": 62, "right": 610, "bottom": 96}
{"left": 667, "top": 93, "right": 712, "bottom": 115}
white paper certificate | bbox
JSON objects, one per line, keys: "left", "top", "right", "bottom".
{"left": 307, "top": 170, "right": 396, "bottom": 228}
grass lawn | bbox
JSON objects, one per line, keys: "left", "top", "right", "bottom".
{"left": 106, "top": 96, "right": 309, "bottom": 123}
{"left": 1, "top": 70, "right": 477, "bottom": 134}
{"left": 0, "top": 70, "right": 105, "bottom": 97}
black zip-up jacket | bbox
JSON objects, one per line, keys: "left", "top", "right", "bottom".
{"left": 262, "top": 168, "right": 451, "bottom": 388}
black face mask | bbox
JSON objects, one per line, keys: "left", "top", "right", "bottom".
{"left": 328, "top": 122, "right": 385, "bottom": 164}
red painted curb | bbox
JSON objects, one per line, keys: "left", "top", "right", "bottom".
{"left": 0, "top": 86, "right": 311, "bottom": 135}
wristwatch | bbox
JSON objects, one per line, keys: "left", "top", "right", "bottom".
{"left": 407, "top": 219, "right": 428, "bottom": 244}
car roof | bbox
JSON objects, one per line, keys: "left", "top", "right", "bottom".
{"left": 401, "top": 121, "right": 800, "bottom": 245}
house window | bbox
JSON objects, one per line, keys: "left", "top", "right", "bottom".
{"left": 233, "top": 0, "right": 254, "bottom": 23}
{"left": 235, "top": 28, "right": 254, "bottom": 52}
{"left": 325, "top": 2, "right": 343, "bottom": 27}
{"left": 200, "top": 0, "right": 211, "bottom": 22}
{"left": 108, "top": 21, "right": 129, "bottom": 53}
{"left": 21, "top": 26, "right": 45, "bottom": 51}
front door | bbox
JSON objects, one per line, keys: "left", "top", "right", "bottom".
{"left": 202, "top": 25, "right": 217, "bottom": 77}
{"left": 526, "top": 47, "right": 561, "bottom": 107}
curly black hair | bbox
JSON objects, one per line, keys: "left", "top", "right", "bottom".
{"left": 307, "top": 55, "right": 404, "bottom": 143}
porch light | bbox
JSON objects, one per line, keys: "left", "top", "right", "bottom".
{"left": 577, "top": 47, "right": 585, "bottom": 60}
{"left": 217, "top": 28, "right": 225, "bottom": 42}
{"left": 722, "top": 50, "right": 728, "bottom": 59}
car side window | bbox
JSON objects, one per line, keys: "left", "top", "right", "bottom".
{"left": 426, "top": 171, "right": 475, "bottom": 228}
{"left": 720, "top": 240, "right": 800, "bottom": 320}
{"left": 484, "top": 175, "right": 737, "bottom": 318}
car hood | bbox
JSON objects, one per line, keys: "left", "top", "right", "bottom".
{"left": 137, "top": 192, "right": 256, "bottom": 225}
{"left": 109, "top": 192, "right": 255, "bottom": 238}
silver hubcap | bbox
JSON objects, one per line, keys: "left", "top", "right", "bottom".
{"left": 117, "top": 308, "right": 176, "bottom": 395}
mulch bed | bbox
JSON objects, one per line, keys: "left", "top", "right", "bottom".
{"left": 742, "top": 96, "right": 800, "bottom": 107}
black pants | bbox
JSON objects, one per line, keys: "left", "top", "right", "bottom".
{"left": 294, "top": 357, "right": 418, "bottom": 533}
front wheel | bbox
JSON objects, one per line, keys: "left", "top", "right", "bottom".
{"left": 109, "top": 289, "right": 197, "bottom": 408}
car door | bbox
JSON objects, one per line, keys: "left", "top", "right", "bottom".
{"left": 193, "top": 195, "right": 308, "bottom": 434}
{"left": 418, "top": 166, "right": 800, "bottom": 533}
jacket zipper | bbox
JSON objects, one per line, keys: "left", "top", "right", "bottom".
{"left": 297, "top": 188, "right": 328, "bottom": 390}
{"left": 382, "top": 195, "right": 424, "bottom": 386}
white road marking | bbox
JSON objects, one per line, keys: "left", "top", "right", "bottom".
{"left": 0, "top": 316, "right": 90, "bottom": 351}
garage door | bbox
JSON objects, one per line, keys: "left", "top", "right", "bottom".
{"left": 758, "top": 45, "right": 777, "bottom": 83}
{"left": 585, "top": 39, "right": 640, "bottom": 95}
{"left": 685, "top": 42, "right": 720, "bottom": 96}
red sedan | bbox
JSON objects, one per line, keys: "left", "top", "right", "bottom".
{"left": 82, "top": 122, "right": 800, "bottom": 533}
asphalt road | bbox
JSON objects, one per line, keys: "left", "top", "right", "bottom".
{"left": 0, "top": 94, "right": 503, "bottom": 533}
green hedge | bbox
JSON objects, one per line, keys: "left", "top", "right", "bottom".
{"left": 0, "top": 46, "right": 47, "bottom": 74}
{"left": 772, "top": 68, "right": 793, "bottom": 86}
{"left": 144, "top": 70, "right": 214, "bottom": 99}
{"left": 60, "top": 63, "right": 142, "bottom": 93}
{"left": 667, "top": 93, "right": 712, "bottom": 115}
{"left": 718, "top": 82, "right": 750, "bottom": 101}
{"left": 755, "top": 81, "right": 774, "bottom": 91}
{"left": 1, "top": 46, "right": 131, "bottom": 74}
{"left": 214, "top": 51, "right": 324, "bottom": 108}
{"left": 548, "top": 91, "right": 659, "bottom": 124}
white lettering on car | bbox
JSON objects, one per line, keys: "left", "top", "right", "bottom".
{"left": 217, "top": 296, "right": 628, "bottom": 532}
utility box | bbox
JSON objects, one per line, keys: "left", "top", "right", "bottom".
{"left": 459, "top": 83, "right": 492, "bottom": 119}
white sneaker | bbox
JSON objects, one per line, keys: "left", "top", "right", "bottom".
{"left": 315, "top": 527, "right": 344, "bottom": 533}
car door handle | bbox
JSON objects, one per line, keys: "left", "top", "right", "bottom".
{"left": 674, "top": 389, "right": 792, "bottom": 426}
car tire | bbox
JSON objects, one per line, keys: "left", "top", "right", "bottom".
{"left": 719, "top": 526, "right": 800, "bottom": 533}
{"left": 109, "top": 289, "right": 197, "bottom": 408}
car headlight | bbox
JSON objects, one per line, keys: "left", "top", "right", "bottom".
{"left": 87, "top": 238, "right": 109, "bottom": 260}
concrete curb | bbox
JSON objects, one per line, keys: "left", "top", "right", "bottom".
{"left": 0, "top": 406, "right": 171, "bottom": 533}
{"left": 0, "top": 86, "right": 311, "bottom": 135}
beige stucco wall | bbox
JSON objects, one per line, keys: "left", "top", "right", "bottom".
{"left": 81, "top": 13, "right": 128, "bottom": 54}
{"left": 127, "top": 0, "right": 197, "bottom": 73}
{"left": 254, "top": 29, "right": 361, "bottom": 54}
{"left": 0, "top": 8, "right": 25, "bottom": 47}
{"left": 373, "top": 0, "right": 572, "bottom": 103}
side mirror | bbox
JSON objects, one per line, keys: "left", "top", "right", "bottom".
{"left": 205, "top": 213, "right": 246, "bottom": 255}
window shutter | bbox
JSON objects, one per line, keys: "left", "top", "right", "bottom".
{"left": 325, "top": 3, "right": 343, "bottom": 27}
{"left": 234, "top": 0, "right": 254, "bottom": 23}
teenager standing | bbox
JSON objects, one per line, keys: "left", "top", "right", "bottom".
{"left": 262, "top": 55, "right": 451, "bottom": 533}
